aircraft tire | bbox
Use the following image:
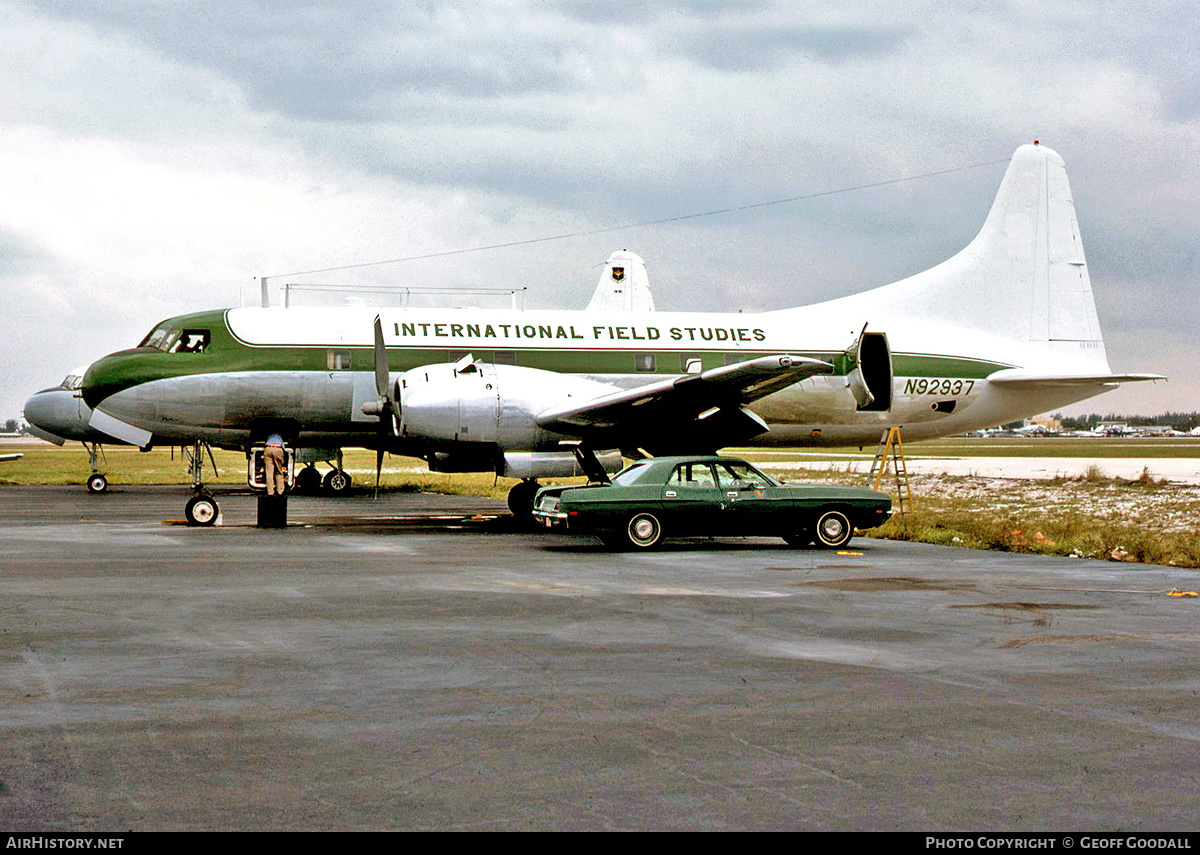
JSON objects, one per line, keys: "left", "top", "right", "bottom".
{"left": 625, "top": 511, "right": 664, "bottom": 550}
{"left": 86, "top": 473, "right": 108, "bottom": 494}
{"left": 507, "top": 480, "right": 539, "bottom": 523}
{"left": 185, "top": 495, "right": 219, "bottom": 527}
{"left": 323, "top": 469, "right": 352, "bottom": 495}
{"left": 296, "top": 466, "right": 322, "bottom": 494}
{"left": 811, "top": 509, "right": 853, "bottom": 549}
{"left": 781, "top": 533, "right": 811, "bottom": 547}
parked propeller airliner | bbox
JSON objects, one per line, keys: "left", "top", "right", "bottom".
{"left": 78, "top": 144, "right": 1160, "bottom": 524}
{"left": 24, "top": 250, "right": 654, "bottom": 497}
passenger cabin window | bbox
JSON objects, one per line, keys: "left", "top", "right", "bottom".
{"left": 635, "top": 353, "right": 657, "bottom": 372}
{"left": 680, "top": 354, "right": 703, "bottom": 373}
{"left": 327, "top": 349, "right": 351, "bottom": 370}
{"left": 492, "top": 350, "right": 516, "bottom": 365}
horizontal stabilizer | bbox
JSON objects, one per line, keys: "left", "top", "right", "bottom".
{"left": 987, "top": 369, "right": 1166, "bottom": 388}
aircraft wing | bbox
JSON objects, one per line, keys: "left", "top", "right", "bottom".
{"left": 537, "top": 354, "right": 831, "bottom": 451}
{"left": 987, "top": 370, "right": 1166, "bottom": 388}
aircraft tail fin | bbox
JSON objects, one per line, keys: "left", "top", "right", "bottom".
{"left": 586, "top": 250, "right": 656, "bottom": 312}
{"left": 858, "top": 143, "right": 1111, "bottom": 369}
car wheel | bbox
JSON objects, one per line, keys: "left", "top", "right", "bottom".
{"left": 625, "top": 511, "right": 664, "bottom": 549}
{"left": 811, "top": 509, "right": 853, "bottom": 549}
{"left": 185, "top": 495, "right": 219, "bottom": 527}
{"left": 781, "top": 533, "right": 811, "bottom": 547}
{"left": 86, "top": 473, "right": 108, "bottom": 493}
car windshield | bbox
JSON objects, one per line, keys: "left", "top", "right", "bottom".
{"left": 714, "top": 461, "right": 779, "bottom": 488}
{"left": 610, "top": 461, "right": 653, "bottom": 486}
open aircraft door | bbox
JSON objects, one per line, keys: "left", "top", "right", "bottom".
{"left": 844, "top": 326, "right": 893, "bottom": 412}
{"left": 248, "top": 445, "right": 296, "bottom": 492}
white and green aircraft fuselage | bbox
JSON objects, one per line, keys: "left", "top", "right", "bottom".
{"left": 80, "top": 144, "right": 1160, "bottom": 488}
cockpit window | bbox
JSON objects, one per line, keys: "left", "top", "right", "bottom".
{"left": 174, "top": 329, "right": 210, "bottom": 353}
{"left": 139, "top": 324, "right": 181, "bottom": 352}
{"left": 138, "top": 325, "right": 209, "bottom": 353}
{"left": 62, "top": 374, "right": 83, "bottom": 390}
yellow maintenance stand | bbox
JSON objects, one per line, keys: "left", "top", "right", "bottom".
{"left": 869, "top": 426, "right": 914, "bottom": 513}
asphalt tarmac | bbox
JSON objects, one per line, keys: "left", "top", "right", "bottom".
{"left": 1, "top": 485, "right": 1198, "bottom": 831}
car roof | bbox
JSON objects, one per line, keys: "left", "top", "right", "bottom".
{"left": 629, "top": 455, "right": 751, "bottom": 469}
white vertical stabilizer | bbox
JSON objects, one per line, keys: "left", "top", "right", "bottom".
{"left": 835, "top": 143, "right": 1110, "bottom": 370}
{"left": 586, "top": 250, "right": 656, "bottom": 312}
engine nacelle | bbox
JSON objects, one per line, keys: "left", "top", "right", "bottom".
{"left": 397, "top": 361, "right": 618, "bottom": 452}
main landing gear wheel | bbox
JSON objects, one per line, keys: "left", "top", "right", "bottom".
{"left": 296, "top": 465, "right": 322, "bottom": 494}
{"left": 625, "top": 511, "right": 664, "bottom": 550}
{"left": 86, "top": 473, "right": 108, "bottom": 493}
{"left": 812, "top": 509, "right": 853, "bottom": 549}
{"left": 781, "top": 533, "right": 811, "bottom": 548}
{"left": 185, "top": 494, "right": 219, "bottom": 527}
{"left": 323, "top": 469, "right": 352, "bottom": 495}
{"left": 507, "top": 479, "right": 540, "bottom": 524}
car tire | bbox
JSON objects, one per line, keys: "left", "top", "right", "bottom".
{"left": 811, "top": 509, "right": 853, "bottom": 549}
{"left": 625, "top": 511, "right": 664, "bottom": 549}
{"left": 185, "top": 495, "right": 219, "bottom": 527}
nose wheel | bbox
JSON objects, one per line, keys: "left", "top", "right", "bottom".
{"left": 183, "top": 441, "right": 221, "bottom": 526}
{"left": 84, "top": 442, "right": 109, "bottom": 493}
{"left": 185, "top": 492, "right": 219, "bottom": 527}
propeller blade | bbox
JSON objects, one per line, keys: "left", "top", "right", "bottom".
{"left": 375, "top": 447, "right": 384, "bottom": 498}
{"left": 373, "top": 315, "right": 389, "bottom": 402}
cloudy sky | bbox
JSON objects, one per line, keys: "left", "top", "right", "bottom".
{"left": 3, "top": 0, "right": 1196, "bottom": 423}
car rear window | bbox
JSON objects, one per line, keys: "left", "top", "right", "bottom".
{"left": 611, "top": 462, "right": 653, "bottom": 486}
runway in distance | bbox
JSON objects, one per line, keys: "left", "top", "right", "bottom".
{"left": 76, "top": 143, "right": 1161, "bottom": 523}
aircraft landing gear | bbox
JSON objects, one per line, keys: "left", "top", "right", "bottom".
{"left": 507, "top": 478, "right": 540, "bottom": 525}
{"left": 320, "top": 449, "right": 352, "bottom": 495}
{"left": 184, "top": 493, "right": 219, "bottom": 526}
{"left": 295, "top": 464, "right": 322, "bottom": 494}
{"left": 323, "top": 468, "right": 352, "bottom": 495}
{"left": 183, "top": 440, "right": 220, "bottom": 526}
{"left": 84, "top": 442, "right": 108, "bottom": 493}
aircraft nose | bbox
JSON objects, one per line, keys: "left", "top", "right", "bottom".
{"left": 22, "top": 388, "right": 59, "bottom": 432}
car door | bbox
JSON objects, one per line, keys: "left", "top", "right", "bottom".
{"left": 661, "top": 462, "right": 726, "bottom": 536}
{"left": 714, "top": 461, "right": 779, "bottom": 535}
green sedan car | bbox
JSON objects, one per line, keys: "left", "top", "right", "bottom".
{"left": 532, "top": 455, "right": 892, "bottom": 550}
